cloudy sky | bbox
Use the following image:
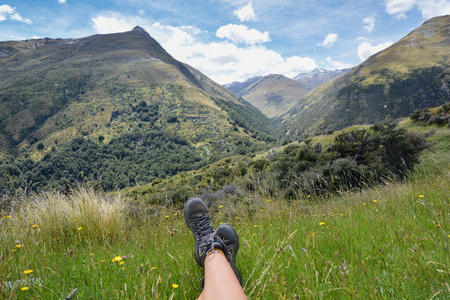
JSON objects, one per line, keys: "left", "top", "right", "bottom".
{"left": 1, "top": 0, "right": 449, "bottom": 84}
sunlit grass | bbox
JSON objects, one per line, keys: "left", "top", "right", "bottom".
{"left": 1, "top": 130, "right": 449, "bottom": 299}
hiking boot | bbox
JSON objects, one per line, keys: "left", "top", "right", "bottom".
{"left": 216, "top": 223, "right": 242, "bottom": 285}
{"left": 184, "top": 197, "right": 229, "bottom": 267}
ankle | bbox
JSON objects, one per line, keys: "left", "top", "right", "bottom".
{"left": 207, "top": 247, "right": 225, "bottom": 257}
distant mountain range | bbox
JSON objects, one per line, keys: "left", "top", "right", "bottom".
{"left": 282, "top": 15, "right": 450, "bottom": 136}
{"left": 224, "top": 69, "right": 349, "bottom": 117}
{"left": 293, "top": 68, "right": 351, "bottom": 90}
{"left": 0, "top": 26, "right": 275, "bottom": 191}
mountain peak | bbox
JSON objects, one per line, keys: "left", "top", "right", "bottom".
{"left": 132, "top": 25, "right": 146, "bottom": 32}
{"left": 129, "top": 25, "right": 151, "bottom": 37}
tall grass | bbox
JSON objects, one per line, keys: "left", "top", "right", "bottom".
{"left": 1, "top": 129, "right": 449, "bottom": 299}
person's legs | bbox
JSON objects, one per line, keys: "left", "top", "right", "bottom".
{"left": 199, "top": 251, "right": 246, "bottom": 300}
{"left": 184, "top": 197, "right": 246, "bottom": 300}
{"left": 216, "top": 223, "right": 242, "bottom": 285}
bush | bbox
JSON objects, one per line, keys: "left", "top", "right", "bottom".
{"left": 410, "top": 103, "right": 450, "bottom": 125}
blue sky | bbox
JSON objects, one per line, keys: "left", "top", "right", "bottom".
{"left": 1, "top": 0, "right": 449, "bottom": 83}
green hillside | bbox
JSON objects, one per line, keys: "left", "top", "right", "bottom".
{"left": 282, "top": 15, "right": 450, "bottom": 137}
{"left": 1, "top": 120, "right": 448, "bottom": 299}
{"left": 0, "top": 27, "right": 276, "bottom": 193}
{"left": 123, "top": 117, "right": 434, "bottom": 205}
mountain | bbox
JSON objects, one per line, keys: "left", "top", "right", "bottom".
{"left": 293, "top": 68, "right": 351, "bottom": 90}
{"left": 0, "top": 26, "right": 275, "bottom": 192}
{"left": 283, "top": 15, "right": 450, "bottom": 137}
{"left": 224, "top": 74, "right": 310, "bottom": 118}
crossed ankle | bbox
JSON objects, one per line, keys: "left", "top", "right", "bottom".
{"left": 206, "top": 247, "right": 225, "bottom": 257}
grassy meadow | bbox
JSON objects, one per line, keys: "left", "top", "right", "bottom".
{"left": 1, "top": 126, "right": 449, "bottom": 299}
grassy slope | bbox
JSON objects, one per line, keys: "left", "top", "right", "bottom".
{"left": 0, "top": 124, "right": 448, "bottom": 299}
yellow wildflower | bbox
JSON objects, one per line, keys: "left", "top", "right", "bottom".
{"left": 120, "top": 261, "right": 124, "bottom": 265}
{"left": 319, "top": 222, "right": 325, "bottom": 226}
{"left": 151, "top": 266, "right": 157, "bottom": 270}
{"left": 172, "top": 283, "right": 179, "bottom": 289}
{"left": 307, "top": 195, "right": 311, "bottom": 198}
{"left": 23, "top": 270, "right": 33, "bottom": 275}
{"left": 173, "top": 213, "right": 178, "bottom": 216}
{"left": 363, "top": 203, "right": 367, "bottom": 205}
{"left": 253, "top": 225, "right": 258, "bottom": 228}
{"left": 419, "top": 195, "right": 424, "bottom": 198}
{"left": 112, "top": 256, "right": 123, "bottom": 262}
{"left": 16, "top": 244, "right": 23, "bottom": 249}
{"left": 73, "top": 219, "right": 77, "bottom": 222}
{"left": 260, "top": 209, "right": 264, "bottom": 212}
{"left": 165, "top": 215, "right": 169, "bottom": 218}
{"left": 252, "top": 233, "right": 256, "bottom": 236}
{"left": 219, "top": 205, "right": 224, "bottom": 208}
{"left": 101, "top": 259, "right": 106, "bottom": 263}
{"left": 77, "top": 227, "right": 82, "bottom": 231}
{"left": 312, "top": 232, "right": 316, "bottom": 237}
{"left": 90, "top": 253, "right": 94, "bottom": 256}
{"left": 373, "top": 200, "right": 378, "bottom": 203}
{"left": 21, "top": 287, "right": 29, "bottom": 291}
{"left": 267, "top": 199, "right": 271, "bottom": 202}
{"left": 31, "top": 224, "right": 38, "bottom": 228}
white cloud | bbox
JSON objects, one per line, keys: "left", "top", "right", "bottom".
{"left": 58, "top": 0, "right": 67, "bottom": 4}
{"left": 0, "top": 5, "right": 14, "bottom": 22}
{"left": 417, "top": 0, "right": 450, "bottom": 18}
{"left": 363, "top": 16, "right": 375, "bottom": 33}
{"left": 216, "top": 24, "right": 270, "bottom": 45}
{"left": 180, "top": 42, "right": 318, "bottom": 84}
{"left": 384, "top": 0, "right": 450, "bottom": 19}
{"left": 92, "top": 16, "right": 134, "bottom": 34}
{"left": 384, "top": 0, "right": 416, "bottom": 19}
{"left": 234, "top": 2, "right": 257, "bottom": 22}
{"left": 317, "top": 33, "right": 338, "bottom": 48}
{"left": 325, "top": 57, "right": 353, "bottom": 69}
{"left": 0, "top": 5, "right": 31, "bottom": 24}
{"left": 357, "top": 40, "right": 393, "bottom": 61}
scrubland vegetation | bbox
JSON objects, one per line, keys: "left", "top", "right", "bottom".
{"left": 1, "top": 122, "right": 448, "bottom": 299}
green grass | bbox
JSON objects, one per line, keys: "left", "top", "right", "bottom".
{"left": 1, "top": 129, "right": 449, "bottom": 299}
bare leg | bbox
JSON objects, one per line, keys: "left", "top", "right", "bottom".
{"left": 197, "top": 252, "right": 247, "bottom": 300}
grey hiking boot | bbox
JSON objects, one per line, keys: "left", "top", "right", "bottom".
{"left": 184, "top": 197, "right": 230, "bottom": 267}
{"left": 216, "top": 223, "right": 242, "bottom": 285}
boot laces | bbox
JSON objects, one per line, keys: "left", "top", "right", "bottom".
{"left": 192, "top": 215, "right": 213, "bottom": 241}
